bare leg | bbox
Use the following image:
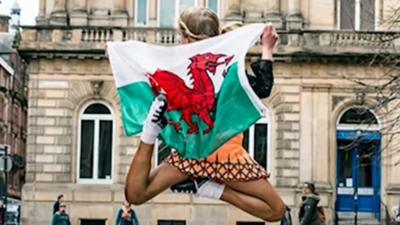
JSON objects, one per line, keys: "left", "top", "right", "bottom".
{"left": 221, "top": 179, "right": 285, "bottom": 222}
{"left": 125, "top": 142, "right": 189, "bottom": 204}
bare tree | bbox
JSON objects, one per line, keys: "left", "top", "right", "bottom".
{"left": 338, "top": 4, "right": 400, "bottom": 166}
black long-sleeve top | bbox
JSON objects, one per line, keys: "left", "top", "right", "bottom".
{"left": 246, "top": 59, "right": 274, "bottom": 99}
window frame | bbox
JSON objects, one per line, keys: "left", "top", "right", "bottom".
{"left": 336, "top": 106, "right": 380, "bottom": 131}
{"left": 77, "top": 101, "right": 115, "bottom": 184}
{"left": 157, "top": 0, "right": 198, "bottom": 27}
{"left": 206, "top": 0, "right": 220, "bottom": 16}
{"left": 135, "top": 0, "right": 150, "bottom": 26}
{"left": 245, "top": 117, "right": 270, "bottom": 171}
{"left": 336, "top": 0, "right": 377, "bottom": 30}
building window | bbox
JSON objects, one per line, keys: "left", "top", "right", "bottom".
{"left": 135, "top": 0, "right": 148, "bottom": 26}
{"left": 80, "top": 219, "right": 106, "bottom": 225}
{"left": 237, "top": 222, "right": 265, "bottom": 225}
{"left": 339, "top": 107, "right": 378, "bottom": 125}
{"left": 78, "top": 102, "right": 114, "bottom": 183}
{"left": 243, "top": 118, "right": 269, "bottom": 170}
{"left": 339, "top": 0, "right": 375, "bottom": 30}
{"left": 206, "top": 0, "right": 219, "bottom": 14}
{"left": 158, "top": 220, "right": 186, "bottom": 225}
{"left": 158, "top": 0, "right": 196, "bottom": 27}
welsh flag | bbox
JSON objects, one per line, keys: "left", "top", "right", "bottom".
{"left": 107, "top": 23, "right": 267, "bottom": 159}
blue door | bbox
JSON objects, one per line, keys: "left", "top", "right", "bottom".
{"left": 336, "top": 130, "right": 381, "bottom": 218}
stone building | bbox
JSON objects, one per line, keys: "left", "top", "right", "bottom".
{"left": 17, "top": 0, "right": 400, "bottom": 225}
{"left": 0, "top": 14, "right": 27, "bottom": 212}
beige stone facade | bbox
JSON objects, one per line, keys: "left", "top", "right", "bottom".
{"left": 18, "top": 0, "right": 400, "bottom": 225}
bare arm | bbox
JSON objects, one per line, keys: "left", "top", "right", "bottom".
{"left": 261, "top": 24, "right": 279, "bottom": 61}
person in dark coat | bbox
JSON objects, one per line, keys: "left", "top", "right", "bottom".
{"left": 53, "top": 194, "right": 64, "bottom": 214}
{"left": 299, "top": 182, "right": 323, "bottom": 225}
{"left": 0, "top": 201, "right": 5, "bottom": 225}
{"left": 115, "top": 201, "right": 140, "bottom": 225}
{"left": 51, "top": 203, "right": 71, "bottom": 225}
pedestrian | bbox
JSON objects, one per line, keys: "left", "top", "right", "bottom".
{"left": 53, "top": 194, "right": 64, "bottom": 214}
{"left": 0, "top": 201, "right": 5, "bottom": 225}
{"left": 299, "top": 182, "right": 324, "bottom": 225}
{"left": 51, "top": 202, "right": 71, "bottom": 225}
{"left": 118, "top": 7, "right": 286, "bottom": 222}
{"left": 17, "top": 205, "right": 21, "bottom": 225}
{"left": 392, "top": 201, "right": 400, "bottom": 225}
{"left": 115, "top": 201, "right": 140, "bottom": 225}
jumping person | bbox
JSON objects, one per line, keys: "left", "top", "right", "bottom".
{"left": 124, "top": 8, "right": 285, "bottom": 222}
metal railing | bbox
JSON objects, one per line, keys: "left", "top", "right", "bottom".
{"left": 18, "top": 26, "right": 400, "bottom": 54}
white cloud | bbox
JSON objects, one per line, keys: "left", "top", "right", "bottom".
{"left": 0, "top": 0, "right": 39, "bottom": 25}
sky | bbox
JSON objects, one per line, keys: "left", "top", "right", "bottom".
{"left": 0, "top": 0, "right": 39, "bottom": 25}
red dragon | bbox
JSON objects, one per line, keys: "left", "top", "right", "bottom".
{"left": 147, "top": 53, "right": 234, "bottom": 134}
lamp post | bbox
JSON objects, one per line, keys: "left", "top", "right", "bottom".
{"left": 354, "top": 151, "right": 358, "bottom": 225}
{"left": 0, "top": 144, "right": 8, "bottom": 211}
{"left": 354, "top": 130, "right": 362, "bottom": 225}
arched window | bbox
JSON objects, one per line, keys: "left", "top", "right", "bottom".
{"left": 339, "top": 107, "right": 377, "bottom": 125}
{"left": 243, "top": 117, "right": 270, "bottom": 170}
{"left": 77, "top": 102, "right": 114, "bottom": 183}
{"left": 337, "top": 107, "right": 379, "bottom": 131}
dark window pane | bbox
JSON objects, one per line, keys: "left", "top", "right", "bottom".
{"left": 339, "top": 108, "right": 378, "bottom": 124}
{"left": 98, "top": 120, "right": 113, "bottom": 179}
{"left": 158, "top": 141, "right": 172, "bottom": 165}
{"left": 337, "top": 140, "right": 354, "bottom": 187}
{"left": 237, "top": 222, "right": 265, "bottom": 225}
{"left": 84, "top": 104, "right": 111, "bottom": 114}
{"left": 158, "top": 220, "right": 186, "bottom": 225}
{"left": 81, "top": 219, "right": 106, "bottom": 225}
{"left": 80, "top": 120, "right": 94, "bottom": 179}
{"left": 358, "top": 142, "right": 376, "bottom": 187}
{"left": 340, "top": 0, "right": 355, "bottom": 29}
{"left": 360, "top": 0, "right": 375, "bottom": 30}
{"left": 243, "top": 129, "right": 249, "bottom": 153}
{"left": 254, "top": 124, "right": 268, "bottom": 169}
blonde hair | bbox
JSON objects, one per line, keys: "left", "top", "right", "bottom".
{"left": 221, "top": 21, "right": 243, "bottom": 34}
{"left": 178, "top": 8, "right": 220, "bottom": 42}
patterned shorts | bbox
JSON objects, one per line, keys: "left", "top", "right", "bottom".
{"left": 167, "top": 134, "right": 268, "bottom": 182}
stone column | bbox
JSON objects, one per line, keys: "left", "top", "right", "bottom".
{"left": 70, "top": 0, "right": 88, "bottom": 25}
{"left": 266, "top": 0, "right": 280, "bottom": 14}
{"left": 39, "top": 0, "right": 46, "bottom": 16}
{"left": 312, "top": 88, "right": 331, "bottom": 188}
{"left": 112, "top": 0, "right": 128, "bottom": 26}
{"left": 286, "top": 0, "right": 303, "bottom": 30}
{"left": 114, "top": 0, "right": 127, "bottom": 13}
{"left": 53, "top": 0, "right": 66, "bottom": 12}
{"left": 36, "top": 0, "right": 47, "bottom": 25}
{"left": 50, "top": 0, "right": 67, "bottom": 25}
{"left": 300, "top": 88, "right": 313, "bottom": 183}
{"left": 265, "top": 0, "right": 283, "bottom": 29}
{"left": 72, "top": 0, "right": 87, "bottom": 11}
{"left": 222, "top": 0, "right": 242, "bottom": 22}
{"left": 243, "top": 0, "right": 265, "bottom": 23}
